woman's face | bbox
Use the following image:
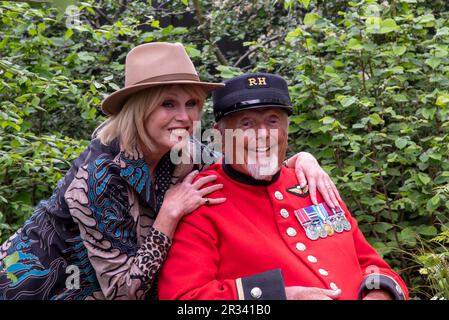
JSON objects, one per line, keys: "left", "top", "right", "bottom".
{"left": 144, "top": 86, "right": 202, "bottom": 153}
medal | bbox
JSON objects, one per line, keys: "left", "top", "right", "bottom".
{"left": 317, "top": 224, "right": 327, "bottom": 238}
{"left": 332, "top": 218, "right": 344, "bottom": 233}
{"left": 305, "top": 223, "right": 320, "bottom": 241}
{"left": 323, "top": 223, "right": 334, "bottom": 236}
{"left": 342, "top": 218, "right": 352, "bottom": 231}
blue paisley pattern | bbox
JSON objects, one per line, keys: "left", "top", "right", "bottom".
{"left": 0, "top": 138, "right": 219, "bottom": 300}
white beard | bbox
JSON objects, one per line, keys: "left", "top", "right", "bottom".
{"left": 246, "top": 152, "right": 280, "bottom": 180}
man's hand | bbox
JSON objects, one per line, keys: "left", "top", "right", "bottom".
{"left": 363, "top": 289, "right": 394, "bottom": 300}
{"left": 285, "top": 286, "right": 342, "bottom": 300}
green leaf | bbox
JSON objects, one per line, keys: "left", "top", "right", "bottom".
{"left": 395, "top": 137, "right": 408, "bottom": 149}
{"left": 216, "top": 65, "right": 243, "bottom": 79}
{"left": 373, "top": 222, "right": 393, "bottom": 234}
{"left": 399, "top": 228, "right": 417, "bottom": 245}
{"left": 339, "top": 96, "right": 357, "bottom": 107}
{"left": 425, "top": 57, "right": 441, "bottom": 69}
{"left": 298, "top": 0, "right": 310, "bottom": 9}
{"left": 379, "top": 18, "right": 400, "bottom": 34}
{"left": 418, "top": 173, "right": 431, "bottom": 185}
{"left": 304, "top": 13, "right": 320, "bottom": 27}
{"left": 417, "top": 14, "right": 435, "bottom": 25}
{"left": 346, "top": 38, "right": 363, "bottom": 50}
{"left": 185, "top": 45, "right": 201, "bottom": 58}
{"left": 436, "top": 94, "right": 449, "bottom": 106}
{"left": 417, "top": 226, "right": 438, "bottom": 236}
{"left": 392, "top": 45, "right": 406, "bottom": 56}
{"left": 150, "top": 20, "right": 160, "bottom": 29}
{"left": 180, "top": 0, "right": 189, "bottom": 6}
{"left": 427, "top": 194, "right": 440, "bottom": 207}
{"left": 369, "top": 113, "right": 384, "bottom": 125}
{"left": 64, "top": 28, "right": 73, "bottom": 40}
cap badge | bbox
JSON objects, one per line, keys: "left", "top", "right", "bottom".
{"left": 247, "top": 76, "right": 269, "bottom": 88}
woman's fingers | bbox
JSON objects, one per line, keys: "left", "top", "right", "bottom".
{"left": 199, "top": 184, "right": 223, "bottom": 197}
{"left": 330, "top": 178, "right": 343, "bottom": 202}
{"left": 192, "top": 175, "right": 217, "bottom": 189}
{"left": 183, "top": 170, "right": 199, "bottom": 184}
{"left": 322, "top": 175, "right": 341, "bottom": 208}
{"left": 296, "top": 168, "right": 307, "bottom": 188}
{"left": 307, "top": 177, "right": 318, "bottom": 205}
{"left": 317, "top": 178, "right": 335, "bottom": 209}
{"left": 203, "top": 197, "right": 226, "bottom": 205}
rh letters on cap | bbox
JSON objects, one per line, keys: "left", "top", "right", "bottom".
{"left": 246, "top": 76, "right": 269, "bottom": 88}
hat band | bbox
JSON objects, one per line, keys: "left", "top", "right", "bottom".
{"left": 214, "top": 98, "right": 292, "bottom": 121}
{"left": 133, "top": 73, "right": 200, "bottom": 86}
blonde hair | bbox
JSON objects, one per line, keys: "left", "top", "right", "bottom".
{"left": 95, "top": 84, "right": 207, "bottom": 155}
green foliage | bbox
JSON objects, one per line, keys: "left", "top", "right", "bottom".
{"left": 415, "top": 229, "right": 449, "bottom": 299}
{"left": 1, "top": 0, "right": 448, "bottom": 299}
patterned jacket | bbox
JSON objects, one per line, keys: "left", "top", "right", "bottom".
{"left": 0, "top": 138, "right": 215, "bottom": 299}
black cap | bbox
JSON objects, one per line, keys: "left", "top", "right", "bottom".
{"left": 212, "top": 72, "right": 293, "bottom": 122}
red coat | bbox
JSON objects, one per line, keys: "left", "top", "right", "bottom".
{"left": 158, "top": 161, "right": 408, "bottom": 300}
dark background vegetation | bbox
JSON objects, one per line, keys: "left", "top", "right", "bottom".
{"left": 0, "top": 0, "right": 448, "bottom": 299}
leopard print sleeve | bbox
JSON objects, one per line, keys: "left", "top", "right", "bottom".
{"left": 134, "top": 227, "right": 172, "bottom": 289}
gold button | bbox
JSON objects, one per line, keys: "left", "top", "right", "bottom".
{"left": 274, "top": 191, "right": 284, "bottom": 200}
{"left": 280, "top": 209, "right": 289, "bottom": 218}
{"left": 296, "top": 243, "right": 306, "bottom": 251}
{"left": 307, "top": 255, "right": 317, "bottom": 263}
{"left": 319, "top": 269, "right": 329, "bottom": 276}
{"left": 287, "top": 227, "right": 297, "bottom": 237}
{"left": 250, "top": 287, "right": 262, "bottom": 299}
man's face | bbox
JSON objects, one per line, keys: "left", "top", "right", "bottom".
{"left": 218, "top": 107, "right": 289, "bottom": 181}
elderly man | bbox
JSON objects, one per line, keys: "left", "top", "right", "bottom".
{"left": 158, "top": 73, "right": 408, "bottom": 300}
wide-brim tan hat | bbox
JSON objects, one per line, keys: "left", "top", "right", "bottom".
{"left": 101, "top": 42, "right": 225, "bottom": 116}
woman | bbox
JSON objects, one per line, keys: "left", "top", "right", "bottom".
{"left": 0, "top": 42, "right": 341, "bottom": 300}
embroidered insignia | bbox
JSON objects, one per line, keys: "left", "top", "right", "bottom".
{"left": 286, "top": 184, "right": 309, "bottom": 197}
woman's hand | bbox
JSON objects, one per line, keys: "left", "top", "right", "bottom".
{"left": 286, "top": 152, "right": 342, "bottom": 208}
{"left": 285, "top": 286, "right": 342, "bottom": 300}
{"left": 153, "top": 170, "right": 226, "bottom": 239}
